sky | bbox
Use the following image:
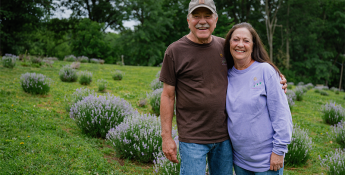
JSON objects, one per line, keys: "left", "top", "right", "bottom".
{"left": 51, "top": 6, "right": 138, "bottom": 33}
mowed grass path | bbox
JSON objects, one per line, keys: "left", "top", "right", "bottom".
{"left": 0, "top": 61, "right": 345, "bottom": 174}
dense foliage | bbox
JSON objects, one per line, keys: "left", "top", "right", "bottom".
{"left": 322, "top": 101, "right": 345, "bottom": 125}
{"left": 20, "top": 73, "right": 52, "bottom": 94}
{"left": 59, "top": 65, "right": 78, "bottom": 82}
{"left": 70, "top": 93, "right": 135, "bottom": 138}
{"left": 2, "top": 54, "right": 17, "bottom": 68}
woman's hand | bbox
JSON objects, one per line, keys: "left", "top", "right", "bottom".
{"left": 270, "top": 152, "right": 284, "bottom": 171}
{"left": 280, "top": 74, "right": 288, "bottom": 93}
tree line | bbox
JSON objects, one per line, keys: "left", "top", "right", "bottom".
{"left": 1, "top": 0, "right": 345, "bottom": 88}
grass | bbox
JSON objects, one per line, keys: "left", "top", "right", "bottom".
{"left": 0, "top": 61, "right": 345, "bottom": 174}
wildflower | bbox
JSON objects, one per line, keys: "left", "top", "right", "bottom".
{"left": 11, "top": 104, "right": 13, "bottom": 107}
{"left": 27, "top": 136, "right": 30, "bottom": 137}
{"left": 20, "top": 142, "right": 24, "bottom": 144}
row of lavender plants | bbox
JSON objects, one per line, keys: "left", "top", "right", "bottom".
{"left": 66, "top": 86, "right": 180, "bottom": 173}
{"left": 64, "top": 55, "right": 105, "bottom": 64}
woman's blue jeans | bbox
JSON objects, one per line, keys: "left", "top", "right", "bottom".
{"left": 234, "top": 164, "right": 284, "bottom": 175}
{"left": 179, "top": 139, "right": 233, "bottom": 175}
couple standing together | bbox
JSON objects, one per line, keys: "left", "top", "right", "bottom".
{"left": 159, "top": 0, "right": 293, "bottom": 174}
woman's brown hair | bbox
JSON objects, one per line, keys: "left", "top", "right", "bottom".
{"left": 224, "top": 22, "right": 280, "bottom": 74}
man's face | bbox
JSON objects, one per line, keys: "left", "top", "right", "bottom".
{"left": 187, "top": 7, "right": 218, "bottom": 43}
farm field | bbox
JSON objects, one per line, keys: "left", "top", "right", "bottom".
{"left": 0, "top": 61, "right": 345, "bottom": 174}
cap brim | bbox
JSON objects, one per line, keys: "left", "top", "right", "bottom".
{"left": 189, "top": 5, "right": 216, "bottom": 14}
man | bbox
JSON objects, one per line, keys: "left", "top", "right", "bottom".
{"left": 159, "top": 0, "right": 287, "bottom": 174}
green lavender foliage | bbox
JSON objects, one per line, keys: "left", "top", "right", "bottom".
{"left": 320, "top": 91, "right": 329, "bottom": 96}
{"left": 2, "top": 54, "right": 17, "bottom": 68}
{"left": 294, "top": 86, "right": 305, "bottom": 101}
{"left": 78, "top": 71, "right": 92, "bottom": 85}
{"left": 97, "top": 79, "right": 108, "bottom": 92}
{"left": 112, "top": 70, "right": 123, "bottom": 80}
{"left": 64, "top": 55, "right": 77, "bottom": 62}
{"left": 70, "top": 93, "right": 135, "bottom": 138}
{"left": 285, "top": 125, "right": 312, "bottom": 166}
{"left": 59, "top": 65, "right": 78, "bottom": 82}
{"left": 148, "top": 88, "right": 163, "bottom": 115}
{"left": 332, "top": 121, "right": 345, "bottom": 148}
{"left": 150, "top": 78, "right": 163, "bottom": 90}
{"left": 320, "top": 149, "right": 345, "bottom": 175}
{"left": 322, "top": 101, "right": 345, "bottom": 125}
{"left": 107, "top": 113, "right": 170, "bottom": 163}
{"left": 20, "top": 72, "right": 52, "bottom": 94}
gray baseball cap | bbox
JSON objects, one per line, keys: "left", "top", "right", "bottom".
{"left": 188, "top": 0, "right": 217, "bottom": 14}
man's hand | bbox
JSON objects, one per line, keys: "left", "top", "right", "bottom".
{"left": 269, "top": 152, "right": 284, "bottom": 171}
{"left": 280, "top": 74, "right": 288, "bottom": 93}
{"left": 162, "top": 137, "right": 179, "bottom": 163}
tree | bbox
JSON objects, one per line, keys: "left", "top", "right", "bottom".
{"left": 71, "top": 18, "right": 111, "bottom": 59}
{"left": 0, "top": 0, "right": 55, "bottom": 55}
{"left": 265, "top": 0, "right": 282, "bottom": 63}
{"left": 60, "top": 0, "right": 128, "bottom": 31}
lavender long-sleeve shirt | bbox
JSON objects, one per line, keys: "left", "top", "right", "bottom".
{"left": 226, "top": 61, "right": 292, "bottom": 172}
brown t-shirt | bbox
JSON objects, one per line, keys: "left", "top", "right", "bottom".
{"left": 159, "top": 35, "right": 229, "bottom": 144}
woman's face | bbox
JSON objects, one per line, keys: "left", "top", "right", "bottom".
{"left": 229, "top": 27, "right": 253, "bottom": 62}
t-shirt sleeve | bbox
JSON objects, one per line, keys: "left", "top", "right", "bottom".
{"left": 159, "top": 53, "right": 176, "bottom": 86}
{"left": 265, "top": 66, "right": 293, "bottom": 156}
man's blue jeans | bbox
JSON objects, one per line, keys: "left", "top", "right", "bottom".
{"left": 179, "top": 139, "right": 233, "bottom": 175}
{"left": 234, "top": 164, "right": 284, "bottom": 175}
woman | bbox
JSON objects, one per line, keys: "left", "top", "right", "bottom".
{"left": 224, "top": 22, "right": 292, "bottom": 174}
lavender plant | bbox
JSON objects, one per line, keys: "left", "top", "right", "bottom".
{"left": 320, "top": 91, "right": 329, "bottom": 96}
{"left": 20, "top": 73, "right": 52, "bottom": 94}
{"left": 294, "top": 86, "right": 304, "bottom": 101}
{"left": 297, "top": 82, "right": 304, "bottom": 86}
{"left": 112, "top": 70, "right": 123, "bottom": 80}
{"left": 65, "top": 87, "right": 97, "bottom": 112}
{"left": 320, "top": 149, "right": 345, "bottom": 174}
{"left": 148, "top": 88, "right": 163, "bottom": 115}
{"left": 107, "top": 113, "right": 177, "bottom": 163}
{"left": 78, "top": 71, "right": 92, "bottom": 85}
{"left": 150, "top": 78, "right": 163, "bottom": 90}
{"left": 90, "top": 58, "right": 100, "bottom": 64}
{"left": 97, "top": 79, "right": 108, "bottom": 92}
{"left": 305, "top": 83, "right": 314, "bottom": 90}
{"left": 70, "top": 93, "right": 134, "bottom": 138}
{"left": 99, "top": 60, "right": 105, "bottom": 64}
{"left": 286, "top": 90, "right": 296, "bottom": 110}
{"left": 314, "top": 89, "right": 320, "bottom": 93}
{"left": 138, "top": 98, "right": 148, "bottom": 107}
{"left": 77, "top": 56, "right": 89, "bottom": 63}
{"left": 322, "top": 101, "right": 345, "bottom": 125}
{"left": 71, "top": 62, "right": 80, "bottom": 69}
{"left": 64, "top": 55, "right": 77, "bottom": 62}
{"left": 287, "top": 82, "right": 294, "bottom": 86}
{"left": 156, "top": 71, "right": 161, "bottom": 78}
{"left": 332, "top": 121, "right": 345, "bottom": 148}
{"left": 153, "top": 137, "right": 180, "bottom": 174}
{"left": 2, "top": 54, "right": 18, "bottom": 68}
{"left": 59, "top": 65, "right": 78, "bottom": 82}
{"left": 285, "top": 125, "right": 312, "bottom": 166}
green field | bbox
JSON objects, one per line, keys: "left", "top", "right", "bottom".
{"left": 0, "top": 61, "right": 344, "bottom": 174}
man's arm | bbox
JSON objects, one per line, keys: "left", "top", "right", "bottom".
{"left": 160, "top": 83, "right": 178, "bottom": 163}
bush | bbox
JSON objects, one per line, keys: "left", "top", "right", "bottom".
{"left": 107, "top": 113, "right": 178, "bottom": 163}
{"left": 78, "top": 71, "right": 92, "bottom": 85}
{"left": 70, "top": 93, "right": 135, "bottom": 138}
{"left": 330, "top": 87, "right": 338, "bottom": 92}
{"left": 112, "top": 70, "right": 123, "bottom": 80}
{"left": 97, "top": 79, "right": 107, "bottom": 92}
{"left": 42, "top": 59, "right": 54, "bottom": 66}
{"left": 151, "top": 78, "right": 163, "bottom": 90}
{"left": 285, "top": 125, "right": 312, "bottom": 166}
{"left": 335, "top": 90, "right": 340, "bottom": 94}
{"left": 64, "top": 55, "right": 77, "bottom": 62}
{"left": 320, "top": 91, "right": 329, "bottom": 96}
{"left": 322, "top": 101, "right": 345, "bottom": 125}
{"left": 65, "top": 87, "right": 96, "bottom": 112}
{"left": 294, "top": 86, "right": 304, "bottom": 101}
{"left": 305, "top": 83, "right": 314, "bottom": 90}
{"left": 286, "top": 90, "right": 296, "bottom": 110}
{"left": 30, "top": 56, "right": 42, "bottom": 64}
{"left": 2, "top": 54, "right": 17, "bottom": 68}
{"left": 90, "top": 58, "right": 99, "bottom": 64}
{"left": 59, "top": 65, "right": 78, "bottom": 82}
{"left": 77, "top": 56, "right": 89, "bottom": 63}
{"left": 99, "top": 60, "right": 105, "bottom": 64}
{"left": 71, "top": 62, "right": 80, "bottom": 69}
{"left": 297, "top": 82, "right": 304, "bottom": 86}
{"left": 314, "top": 89, "right": 320, "bottom": 93}
{"left": 138, "top": 98, "right": 148, "bottom": 107}
{"left": 148, "top": 88, "right": 163, "bottom": 115}
{"left": 332, "top": 121, "right": 345, "bottom": 148}
{"left": 20, "top": 73, "right": 52, "bottom": 94}
{"left": 320, "top": 149, "right": 345, "bottom": 175}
